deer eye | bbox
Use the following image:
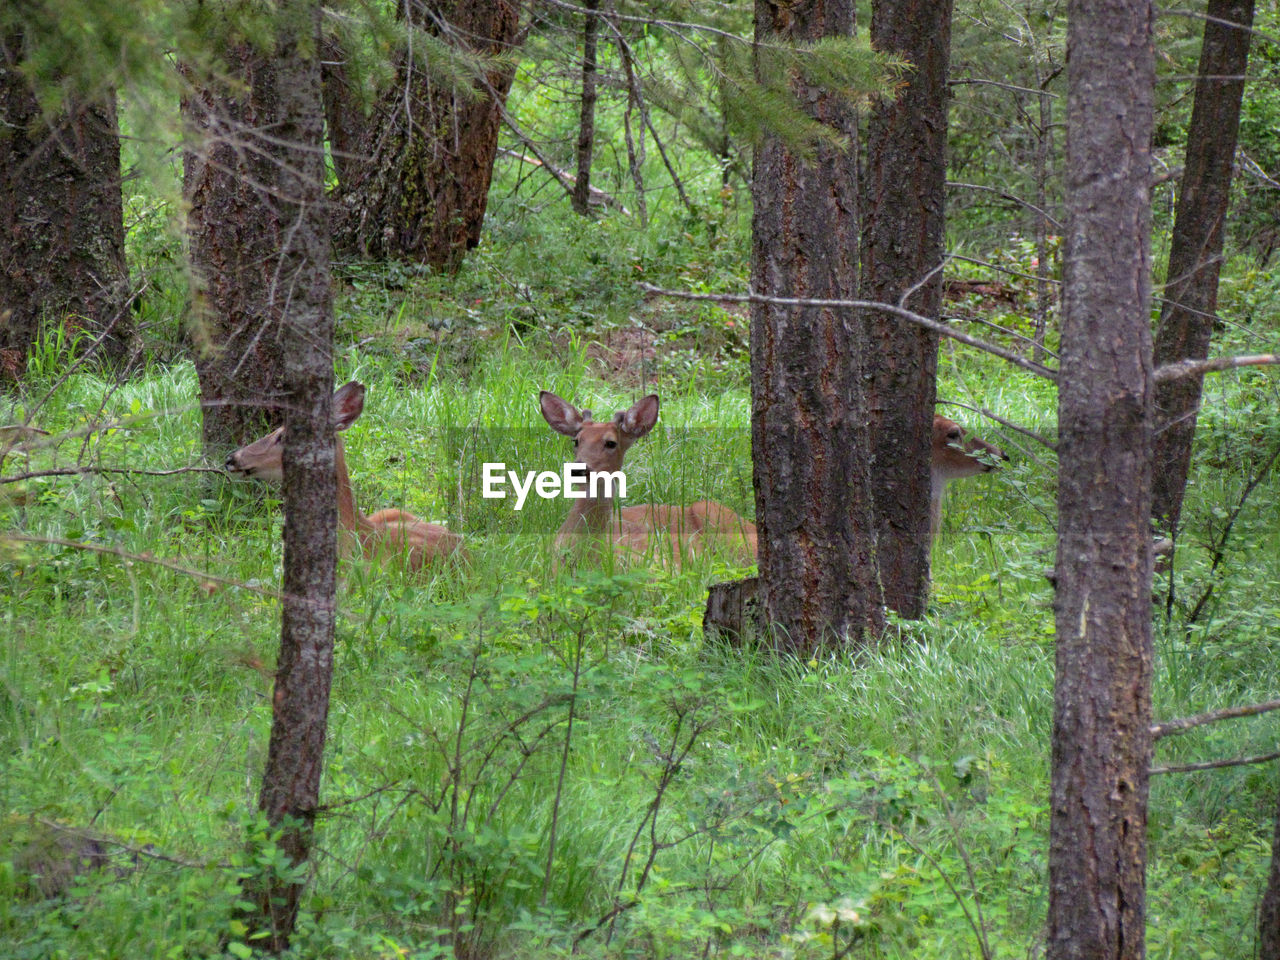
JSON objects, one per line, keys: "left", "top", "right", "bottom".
{"left": 947, "top": 430, "right": 962, "bottom": 441}
{"left": 604, "top": 439, "right": 617, "bottom": 449}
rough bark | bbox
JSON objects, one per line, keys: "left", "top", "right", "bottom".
{"left": 334, "top": 0, "right": 523, "bottom": 272}
{"left": 1150, "top": 0, "right": 1254, "bottom": 539}
{"left": 1260, "top": 777, "right": 1280, "bottom": 959}
{"left": 571, "top": 0, "right": 599, "bottom": 217}
{"left": 320, "top": 30, "right": 370, "bottom": 196}
{"left": 859, "top": 0, "right": 953, "bottom": 618}
{"left": 236, "top": 3, "right": 339, "bottom": 950}
{"left": 750, "top": 0, "right": 885, "bottom": 654}
{"left": 0, "top": 30, "right": 136, "bottom": 380}
{"left": 1048, "top": 2, "right": 1155, "bottom": 958}
{"left": 182, "top": 42, "right": 292, "bottom": 459}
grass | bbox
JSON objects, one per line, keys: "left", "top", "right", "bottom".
{"left": 3, "top": 153, "right": 1280, "bottom": 960}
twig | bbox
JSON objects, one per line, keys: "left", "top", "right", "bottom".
{"left": 1151, "top": 698, "right": 1280, "bottom": 741}
{"left": 2, "top": 464, "right": 226, "bottom": 485}
{"left": 639, "top": 283, "right": 1059, "bottom": 382}
{"left": 2, "top": 533, "right": 283, "bottom": 600}
{"left": 947, "top": 180, "right": 1064, "bottom": 229}
{"left": 1150, "top": 750, "right": 1280, "bottom": 776}
{"left": 936, "top": 400, "right": 1058, "bottom": 452}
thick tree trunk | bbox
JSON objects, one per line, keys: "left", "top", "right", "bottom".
{"left": 236, "top": 3, "right": 339, "bottom": 950}
{"left": 859, "top": 0, "right": 953, "bottom": 618}
{"left": 335, "top": 0, "right": 523, "bottom": 272}
{"left": 320, "top": 31, "right": 370, "bottom": 196}
{"left": 571, "top": 0, "right": 600, "bottom": 217}
{"left": 182, "top": 39, "right": 293, "bottom": 459}
{"left": 750, "top": 0, "right": 885, "bottom": 654}
{"left": 0, "top": 30, "right": 135, "bottom": 380}
{"left": 1150, "top": 0, "right": 1254, "bottom": 539}
{"left": 1047, "top": 2, "right": 1155, "bottom": 958}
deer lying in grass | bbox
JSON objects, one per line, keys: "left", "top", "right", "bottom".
{"left": 539, "top": 390, "right": 757, "bottom": 567}
{"left": 930, "top": 414, "right": 1007, "bottom": 540}
{"left": 226, "top": 381, "right": 464, "bottom": 572}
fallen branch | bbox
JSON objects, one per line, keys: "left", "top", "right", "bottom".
{"left": 2, "top": 464, "right": 225, "bottom": 485}
{"left": 496, "top": 147, "right": 630, "bottom": 215}
{"left": 2, "top": 533, "right": 283, "bottom": 600}
{"left": 1151, "top": 698, "right": 1280, "bottom": 741}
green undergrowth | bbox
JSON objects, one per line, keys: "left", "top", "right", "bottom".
{"left": 2, "top": 311, "right": 1279, "bottom": 959}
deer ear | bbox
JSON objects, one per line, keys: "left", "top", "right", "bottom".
{"left": 332, "top": 381, "right": 366, "bottom": 431}
{"left": 539, "top": 390, "right": 588, "bottom": 437}
{"left": 616, "top": 394, "right": 659, "bottom": 438}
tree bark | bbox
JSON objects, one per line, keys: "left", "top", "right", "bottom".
{"left": 320, "top": 30, "right": 370, "bottom": 197}
{"left": 1048, "top": 2, "right": 1155, "bottom": 958}
{"left": 0, "top": 30, "right": 136, "bottom": 380}
{"left": 1260, "top": 774, "right": 1280, "bottom": 959}
{"left": 1150, "top": 0, "right": 1254, "bottom": 539}
{"left": 182, "top": 36, "right": 295, "bottom": 460}
{"left": 750, "top": 0, "right": 885, "bottom": 654}
{"left": 235, "top": 3, "right": 339, "bottom": 951}
{"left": 859, "top": 0, "right": 953, "bottom": 618}
{"left": 571, "top": 0, "right": 600, "bottom": 217}
{"left": 334, "top": 0, "right": 523, "bottom": 272}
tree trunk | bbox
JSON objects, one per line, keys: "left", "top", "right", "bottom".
{"left": 859, "top": 0, "right": 953, "bottom": 618}
{"left": 1259, "top": 775, "right": 1280, "bottom": 959}
{"left": 335, "top": 0, "right": 523, "bottom": 272}
{"left": 1048, "top": 2, "right": 1155, "bottom": 958}
{"left": 0, "top": 30, "right": 136, "bottom": 381}
{"left": 320, "top": 30, "right": 370, "bottom": 196}
{"left": 1150, "top": 0, "right": 1254, "bottom": 539}
{"left": 235, "top": 3, "right": 339, "bottom": 950}
{"left": 182, "top": 37, "right": 296, "bottom": 460}
{"left": 571, "top": 0, "right": 599, "bottom": 217}
{"left": 750, "top": 0, "right": 885, "bottom": 654}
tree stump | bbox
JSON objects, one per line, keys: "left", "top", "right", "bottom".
{"left": 703, "top": 577, "right": 760, "bottom": 646}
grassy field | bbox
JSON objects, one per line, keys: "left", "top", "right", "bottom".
{"left": 3, "top": 161, "right": 1280, "bottom": 959}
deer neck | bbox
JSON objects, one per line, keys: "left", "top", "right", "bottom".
{"left": 335, "top": 439, "right": 374, "bottom": 538}
{"left": 557, "top": 484, "right": 619, "bottom": 541}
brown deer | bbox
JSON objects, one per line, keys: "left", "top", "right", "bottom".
{"left": 539, "top": 390, "right": 757, "bottom": 567}
{"left": 226, "top": 381, "right": 464, "bottom": 572}
{"left": 930, "top": 413, "right": 1007, "bottom": 539}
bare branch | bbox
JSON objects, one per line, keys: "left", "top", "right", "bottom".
{"left": 2, "top": 533, "right": 283, "bottom": 600}
{"left": 2, "top": 464, "right": 225, "bottom": 485}
{"left": 1151, "top": 698, "right": 1280, "bottom": 741}
{"left": 639, "top": 283, "right": 1060, "bottom": 382}
{"left": 1151, "top": 750, "right": 1280, "bottom": 776}
{"left": 1153, "top": 353, "right": 1280, "bottom": 383}
{"left": 947, "top": 180, "right": 1064, "bottom": 230}
{"left": 937, "top": 399, "right": 1058, "bottom": 452}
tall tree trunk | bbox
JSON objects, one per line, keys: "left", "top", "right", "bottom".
{"left": 335, "top": 0, "right": 523, "bottom": 272}
{"left": 320, "top": 30, "right": 370, "bottom": 196}
{"left": 236, "top": 2, "right": 339, "bottom": 950}
{"left": 0, "top": 30, "right": 135, "bottom": 381}
{"left": 571, "top": 0, "right": 599, "bottom": 217}
{"left": 1259, "top": 775, "right": 1280, "bottom": 959}
{"left": 750, "top": 0, "right": 885, "bottom": 654}
{"left": 1048, "top": 1, "right": 1154, "bottom": 958}
{"left": 859, "top": 0, "right": 953, "bottom": 618}
{"left": 182, "top": 37, "right": 294, "bottom": 459}
{"left": 1150, "top": 0, "right": 1254, "bottom": 539}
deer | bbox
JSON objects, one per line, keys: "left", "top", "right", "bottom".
{"left": 538, "top": 390, "right": 758, "bottom": 567}
{"left": 930, "top": 413, "right": 1007, "bottom": 540}
{"left": 226, "top": 381, "right": 465, "bottom": 572}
